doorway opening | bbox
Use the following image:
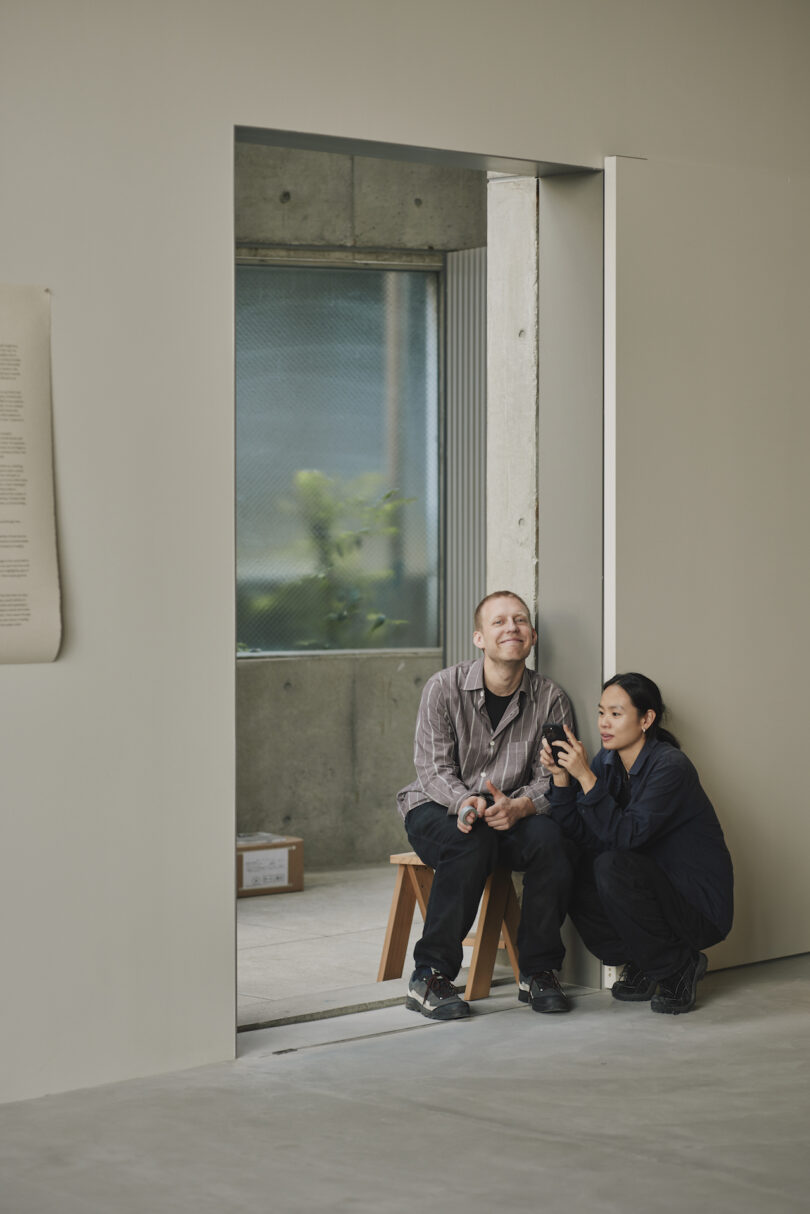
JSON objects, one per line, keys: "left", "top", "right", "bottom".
{"left": 233, "top": 128, "right": 601, "bottom": 1031}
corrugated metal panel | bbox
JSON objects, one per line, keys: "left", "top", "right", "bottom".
{"left": 445, "top": 248, "right": 487, "bottom": 666}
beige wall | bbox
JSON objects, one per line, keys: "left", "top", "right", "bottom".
{"left": 608, "top": 155, "right": 810, "bottom": 968}
{"left": 1, "top": 0, "right": 808, "bottom": 1102}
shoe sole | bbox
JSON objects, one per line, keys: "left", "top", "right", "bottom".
{"left": 405, "top": 995, "right": 470, "bottom": 1020}
{"left": 650, "top": 952, "right": 708, "bottom": 1015}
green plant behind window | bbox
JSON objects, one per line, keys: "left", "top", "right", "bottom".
{"left": 238, "top": 470, "right": 413, "bottom": 651}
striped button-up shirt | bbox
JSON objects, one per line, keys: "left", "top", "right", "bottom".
{"left": 396, "top": 658, "right": 573, "bottom": 820}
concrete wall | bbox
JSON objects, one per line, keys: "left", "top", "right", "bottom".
{"left": 486, "top": 175, "right": 539, "bottom": 630}
{"left": 236, "top": 144, "right": 486, "bottom": 249}
{"left": 234, "top": 152, "right": 482, "bottom": 863}
{"left": 237, "top": 652, "right": 440, "bottom": 867}
{"left": 536, "top": 171, "right": 604, "bottom": 754}
{"left": 2, "top": 0, "right": 809, "bottom": 1103}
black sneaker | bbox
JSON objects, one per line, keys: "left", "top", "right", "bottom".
{"left": 612, "top": 961, "right": 657, "bottom": 1002}
{"left": 650, "top": 952, "right": 708, "bottom": 1015}
{"left": 518, "top": 970, "right": 570, "bottom": 1013}
{"left": 406, "top": 969, "right": 471, "bottom": 1020}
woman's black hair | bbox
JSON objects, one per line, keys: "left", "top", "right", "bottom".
{"left": 602, "top": 672, "right": 681, "bottom": 749}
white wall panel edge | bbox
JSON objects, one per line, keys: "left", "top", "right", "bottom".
{"left": 602, "top": 156, "right": 618, "bottom": 682}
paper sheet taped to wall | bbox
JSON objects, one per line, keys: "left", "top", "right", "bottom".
{"left": 0, "top": 285, "right": 61, "bottom": 662}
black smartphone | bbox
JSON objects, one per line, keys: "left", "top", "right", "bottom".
{"left": 541, "top": 722, "right": 568, "bottom": 763}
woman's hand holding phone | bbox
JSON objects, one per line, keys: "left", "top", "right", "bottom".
{"left": 556, "top": 725, "right": 590, "bottom": 781}
{"left": 541, "top": 743, "right": 569, "bottom": 786}
{"left": 541, "top": 725, "right": 571, "bottom": 787}
{"left": 542, "top": 725, "right": 597, "bottom": 792}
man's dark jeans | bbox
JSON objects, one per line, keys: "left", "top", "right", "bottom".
{"left": 569, "top": 850, "right": 724, "bottom": 979}
{"left": 404, "top": 801, "right": 577, "bottom": 980}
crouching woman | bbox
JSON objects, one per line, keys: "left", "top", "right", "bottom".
{"left": 541, "top": 673, "right": 733, "bottom": 1014}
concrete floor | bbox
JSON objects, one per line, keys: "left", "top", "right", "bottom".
{"left": 237, "top": 863, "right": 531, "bottom": 1029}
{"left": 1, "top": 952, "right": 808, "bottom": 1212}
{"left": 237, "top": 863, "right": 424, "bottom": 1028}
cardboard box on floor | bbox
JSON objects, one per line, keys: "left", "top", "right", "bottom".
{"left": 236, "top": 834, "right": 304, "bottom": 896}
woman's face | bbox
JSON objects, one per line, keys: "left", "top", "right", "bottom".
{"left": 598, "top": 685, "right": 653, "bottom": 753}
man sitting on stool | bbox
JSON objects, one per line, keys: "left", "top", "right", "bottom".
{"left": 397, "top": 590, "right": 576, "bottom": 1020}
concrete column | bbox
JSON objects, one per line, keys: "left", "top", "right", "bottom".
{"left": 485, "top": 175, "right": 539, "bottom": 637}
{"left": 487, "top": 171, "right": 604, "bottom": 992}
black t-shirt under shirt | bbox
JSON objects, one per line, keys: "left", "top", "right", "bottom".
{"left": 484, "top": 687, "right": 513, "bottom": 731}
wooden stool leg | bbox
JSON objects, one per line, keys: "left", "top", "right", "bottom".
{"left": 377, "top": 865, "right": 417, "bottom": 982}
{"left": 500, "top": 878, "right": 521, "bottom": 982}
{"left": 464, "top": 866, "right": 512, "bottom": 1001}
{"left": 407, "top": 863, "right": 433, "bottom": 917}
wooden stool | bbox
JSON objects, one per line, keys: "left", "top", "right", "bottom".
{"left": 377, "top": 851, "right": 520, "bottom": 1000}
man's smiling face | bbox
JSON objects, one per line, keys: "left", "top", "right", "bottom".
{"left": 473, "top": 595, "right": 536, "bottom": 665}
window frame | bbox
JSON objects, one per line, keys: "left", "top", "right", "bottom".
{"left": 235, "top": 245, "right": 446, "bottom": 659}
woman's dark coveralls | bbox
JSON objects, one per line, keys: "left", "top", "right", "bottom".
{"left": 547, "top": 737, "right": 733, "bottom": 979}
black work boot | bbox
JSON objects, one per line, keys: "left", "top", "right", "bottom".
{"left": 611, "top": 961, "right": 657, "bottom": 1002}
{"left": 518, "top": 970, "right": 570, "bottom": 1013}
{"left": 651, "top": 952, "right": 708, "bottom": 1015}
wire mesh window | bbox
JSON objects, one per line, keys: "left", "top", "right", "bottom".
{"left": 236, "top": 263, "right": 440, "bottom": 652}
